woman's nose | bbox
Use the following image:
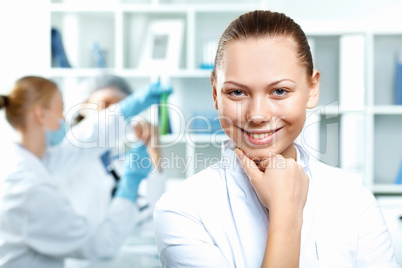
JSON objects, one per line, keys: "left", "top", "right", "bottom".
{"left": 245, "top": 95, "right": 272, "bottom": 124}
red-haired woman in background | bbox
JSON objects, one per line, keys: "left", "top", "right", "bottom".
{"left": 0, "top": 76, "right": 169, "bottom": 268}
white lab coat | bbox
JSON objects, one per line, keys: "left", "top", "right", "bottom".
{"left": 59, "top": 145, "right": 165, "bottom": 268}
{"left": 155, "top": 140, "right": 400, "bottom": 268}
{"left": 57, "top": 149, "right": 165, "bottom": 229}
{"left": 0, "top": 107, "right": 139, "bottom": 268}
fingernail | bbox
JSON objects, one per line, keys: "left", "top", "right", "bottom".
{"left": 235, "top": 148, "right": 244, "bottom": 159}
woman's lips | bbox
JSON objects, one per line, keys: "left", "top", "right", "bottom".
{"left": 241, "top": 127, "right": 283, "bottom": 145}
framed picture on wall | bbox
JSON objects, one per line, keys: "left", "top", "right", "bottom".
{"left": 140, "top": 19, "right": 185, "bottom": 71}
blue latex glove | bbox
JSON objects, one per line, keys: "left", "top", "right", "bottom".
{"left": 115, "top": 144, "right": 152, "bottom": 202}
{"left": 100, "top": 150, "right": 112, "bottom": 174}
{"left": 118, "top": 81, "right": 173, "bottom": 119}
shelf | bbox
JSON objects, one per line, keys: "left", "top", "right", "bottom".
{"left": 373, "top": 35, "right": 402, "bottom": 106}
{"left": 373, "top": 184, "right": 402, "bottom": 194}
{"left": 50, "top": 3, "right": 262, "bottom": 13}
{"left": 51, "top": 12, "right": 115, "bottom": 68}
{"left": 120, "top": 68, "right": 212, "bottom": 78}
{"left": 46, "top": 1, "right": 402, "bottom": 195}
{"left": 51, "top": 3, "right": 122, "bottom": 12}
{"left": 373, "top": 114, "right": 402, "bottom": 186}
{"left": 49, "top": 68, "right": 117, "bottom": 77}
{"left": 124, "top": 133, "right": 227, "bottom": 147}
{"left": 309, "top": 35, "right": 340, "bottom": 106}
{"left": 307, "top": 105, "right": 365, "bottom": 116}
{"left": 372, "top": 105, "right": 402, "bottom": 114}
{"left": 160, "top": 133, "right": 228, "bottom": 144}
{"left": 49, "top": 68, "right": 212, "bottom": 78}
{"left": 49, "top": 4, "right": 402, "bottom": 35}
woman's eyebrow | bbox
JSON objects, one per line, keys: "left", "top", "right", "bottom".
{"left": 224, "top": 81, "right": 250, "bottom": 90}
{"left": 269, "top": 79, "right": 297, "bottom": 87}
{"left": 224, "top": 79, "right": 296, "bottom": 89}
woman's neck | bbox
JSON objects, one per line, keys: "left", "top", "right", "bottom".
{"left": 18, "top": 126, "right": 46, "bottom": 159}
{"left": 281, "top": 142, "right": 297, "bottom": 161}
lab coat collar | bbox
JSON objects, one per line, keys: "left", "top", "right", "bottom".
{"left": 13, "top": 142, "right": 44, "bottom": 166}
{"left": 219, "top": 139, "right": 247, "bottom": 177}
{"left": 294, "top": 143, "right": 311, "bottom": 175}
{"left": 11, "top": 142, "right": 55, "bottom": 185}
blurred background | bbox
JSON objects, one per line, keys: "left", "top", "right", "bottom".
{"left": 0, "top": 0, "right": 401, "bottom": 266}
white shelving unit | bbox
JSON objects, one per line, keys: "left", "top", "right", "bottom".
{"left": 48, "top": 0, "right": 402, "bottom": 195}
{"left": 368, "top": 30, "right": 402, "bottom": 194}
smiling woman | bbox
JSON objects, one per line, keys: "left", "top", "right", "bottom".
{"left": 212, "top": 37, "right": 319, "bottom": 161}
{"left": 154, "top": 10, "right": 399, "bottom": 268}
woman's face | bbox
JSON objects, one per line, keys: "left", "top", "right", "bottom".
{"left": 213, "top": 37, "right": 319, "bottom": 161}
{"left": 80, "top": 87, "right": 127, "bottom": 118}
{"left": 88, "top": 87, "right": 127, "bottom": 111}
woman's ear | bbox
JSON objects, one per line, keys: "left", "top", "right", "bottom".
{"left": 306, "top": 69, "right": 320, "bottom": 109}
{"left": 32, "top": 106, "right": 46, "bottom": 125}
{"left": 211, "top": 73, "right": 218, "bottom": 110}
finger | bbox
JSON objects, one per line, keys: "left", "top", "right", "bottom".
{"left": 134, "top": 123, "right": 151, "bottom": 144}
{"left": 265, "top": 154, "right": 287, "bottom": 170}
{"left": 256, "top": 151, "right": 277, "bottom": 172}
{"left": 137, "top": 120, "right": 153, "bottom": 143}
{"left": 234, "top": 148, "right": 263, "bottom": 182}
{"left": 132, "top": 121, "right": 143, "bottom": 133}
{"left": 151, "top": 124, "right": 159, "bottom": 137}
{"left": 151, "top": 125, "right": 159, "bottom": 144}
{"left": 141, "top": 128, "right": 150, "bottom": 143}
{"left": 134, "top": 126, "right": 143, "bottom": 140}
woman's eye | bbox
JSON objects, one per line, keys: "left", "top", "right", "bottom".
{"left": 272, "top": 88, "right": 287, "bottom": 96}
{"left": 229, "top": 90, "right": 245, "bottom": 97}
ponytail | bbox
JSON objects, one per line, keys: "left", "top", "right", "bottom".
{"left": 4, "top": 76, "right": 58, "bottom": 129}
{"left": 0, "top": 95, "right": 8, "bottom": 110}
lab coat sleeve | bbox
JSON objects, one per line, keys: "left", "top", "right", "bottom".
{"left": 154, "top": 190, "right": 231, "bottom": 268}
{"left": 355, "top": 185, "right": 400, "bottom": 268}
{"left": 133, "top": 171, "right": 166, "bottom": 228}
{"left": 144, "top": 170, "right": 166, "bottom": 209}
{"left": 23, "top": 182, "right": 137, "bottom": 260}
{"left": 45, "top": 106, "right": 127, "bottom": 176}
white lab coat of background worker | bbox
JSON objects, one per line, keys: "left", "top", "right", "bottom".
{"left": 0, "top": 76, "right": 170, "bottom": 268}
{"left": 57, "top": 75, "right": 167, "bottom": 267}
{"left": 58, "top": 75, "right": 165, "bottom": 232}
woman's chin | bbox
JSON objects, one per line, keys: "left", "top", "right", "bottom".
{"left": 240, "top": 147, "right": 276, "bottom": 162}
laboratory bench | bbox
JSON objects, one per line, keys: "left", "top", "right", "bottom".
{"left": 65, "top": 231, "right": 161, "bottom": 268}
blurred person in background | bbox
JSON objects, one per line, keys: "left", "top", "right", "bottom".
{"left": 60, "top": 74, "right": 167, "bottom": 267}
{"left": 0, "top": 76, "right": 170, "bottom": 268}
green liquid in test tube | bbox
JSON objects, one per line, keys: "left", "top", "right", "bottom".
{"left": 159, "top": 90, "right": 169, "bottom": 135}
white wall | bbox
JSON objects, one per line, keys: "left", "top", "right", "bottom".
{"left": 0, "top": 0, "right": 50, "bottom": 146}
{"left": 268, "top": 0, "right": 402, "bottom": 21}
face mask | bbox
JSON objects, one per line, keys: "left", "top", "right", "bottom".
{"left": 45, "top": 119, "right": 66, "bottom": 147}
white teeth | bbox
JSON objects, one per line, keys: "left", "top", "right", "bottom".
{"left": 248, "top": 131, "right": 274, "bottom": 139}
